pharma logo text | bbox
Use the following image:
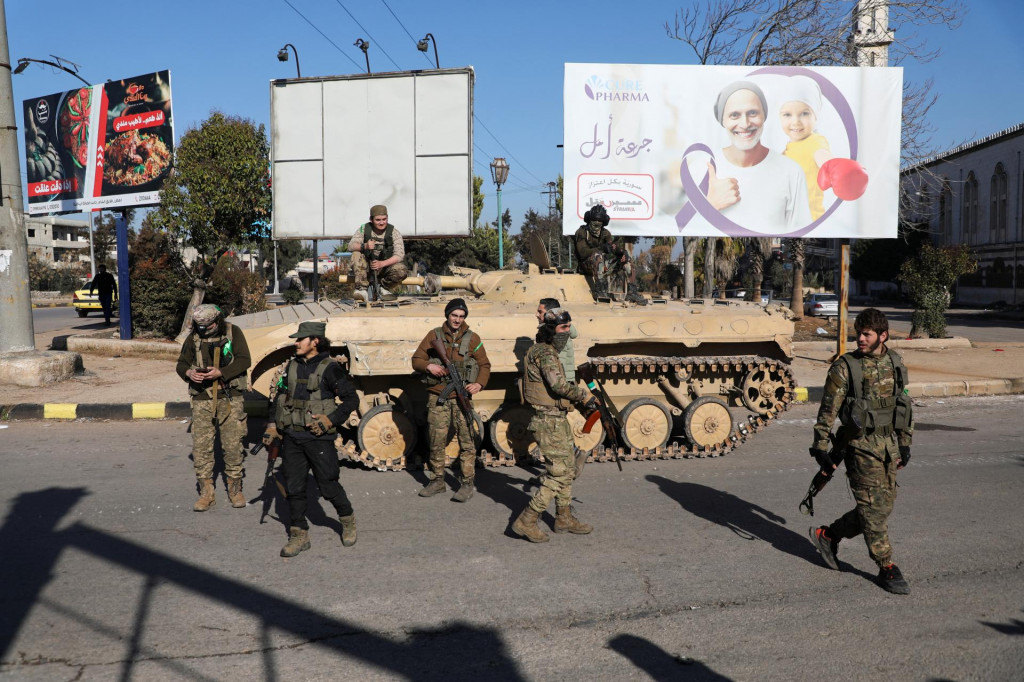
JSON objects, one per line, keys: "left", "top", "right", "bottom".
{"left": 584, "top": 76, "right": 649, "bottom": 102}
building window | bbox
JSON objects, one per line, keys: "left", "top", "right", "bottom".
{"left": 990, "top": 163, "right": 1008, "bottom": 243}
{"left": 962, "top": 172, "right": 978, "bottom": 244}
{"left": 27, "top": 228, "right": 35, "bottom": 238}
{"left": 938, "top": 181, "right": 952, "bottom": 244}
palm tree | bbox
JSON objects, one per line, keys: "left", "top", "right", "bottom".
{"left": 748, "top": 237, "right": 773, "bottom": 302}
{"left": 713, "top": 238, "right": 744, "bottom": 298}
{"left": 788, "top": 239, "right": 805, "bottom": 319}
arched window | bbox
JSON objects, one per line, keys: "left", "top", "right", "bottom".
{"left": 990, "top": 163, "right": 1008, "bottom": 243}
{"left": 962, "top": 172, "right": 978, "bottom": 244}
{"left": 939, "top": 181, "right": 952, "bottom": 243}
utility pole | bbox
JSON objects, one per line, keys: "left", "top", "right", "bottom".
{"left": 0, "top": 0, "right": 35, "bottom": 352}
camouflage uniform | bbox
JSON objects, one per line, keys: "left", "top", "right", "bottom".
{"left": 573, "top": 224, "right": 632, "bottom": 282}
{"left": 348, "top": 222, "right": 409, "bottom": 290}
{"left": 523, "top": 342, "right": 591, "bottom": 514}
{"left": 812, "top": 348, "right": 913, "bottom": 568}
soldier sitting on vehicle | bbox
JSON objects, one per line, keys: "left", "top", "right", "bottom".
{"left": 348, "top": 204, "right": 409, "bottom": 300}
{"left": 573, "top": 205, "right": 644, "bottom": 303}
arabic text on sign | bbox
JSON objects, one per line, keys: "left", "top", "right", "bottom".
{"left": 112, "top": 109, "right": 165, "bottom": 133}
{"left": 28, "top": 177, "right": 78, "bottom": 197}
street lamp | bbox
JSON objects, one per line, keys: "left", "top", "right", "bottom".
{"left": 12, "top": 55, "right": 90, "bottom": 87}
{"left": 490, "top": 157, "right": 510, "bottom": 269}
{"left": 417, "top": 33, "right": 439, "bottom": 68}
{"left": 277, "top": 43, "right": 301, "bottom": 78}
{"left": 354, "top": 39, "right": 371, "bottom": 74}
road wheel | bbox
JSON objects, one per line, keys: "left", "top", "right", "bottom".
{"left": 357, "top": 404, "right": 417, "bottom": 469}
{"left": 683, "top": 397, "right": 733, "bottom": 449}
{"left": 740, "top": 365, "right": 788, "bottom": 416}
{"left": 488, "top": 403, "right": 535, "bottom": 461}
{"left": 620, "top": 398, "right": 672, "bottom": 451}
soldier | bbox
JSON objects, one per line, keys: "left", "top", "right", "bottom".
{"left": 262, "top": 321, "right": 359, "bottom": 558}
{"left": 573, "top": 205, "right": 642, "bottom": 302}
{"left": 348, "top": 204, "right": 409, "bottom": 300}
{"left": 411, "top": 298, "right": 491, "bottom": 502}
{"left": 808, "top": 308, "right": 914, "bottom": 594}
{"left": 511, "top": 307, "right": 598, "bottom": 542}
{"left": 175, "top": 304, "right": 251, "bottom": 511}
{"left": 536, "top": 297, "right": 578, "bottom": 382}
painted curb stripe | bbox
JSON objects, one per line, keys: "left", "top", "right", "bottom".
{"left": 133, "top": 403, "right": 166, "bottom": 419}
{"left": 44, "top": 404, "right": 77, "bottom": 419}
{"left": 794, "top": 387, "right": 809, "bottom": 402}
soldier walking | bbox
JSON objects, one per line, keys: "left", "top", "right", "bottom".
{"left": 511, "top": 307, "right": 598, "bottom": 542}
{"left": 808, "top": 308, "right": 915, "bottom": 594}
{"left": 348, "top": 204, "right": 409, "bottom": 300}
{"left": 175, "top": 304, "right": 251, "bottom": 511}
{"left": 412, "top": 298, "right": 491, "bottom": 502}
{"left": 262, "top": 321, "right": 359, "bottom": 557}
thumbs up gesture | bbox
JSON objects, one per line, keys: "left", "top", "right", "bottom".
{"left": 706, "top": 162, "right": 740, "bottom": 211}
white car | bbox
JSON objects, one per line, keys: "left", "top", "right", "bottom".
{"left": 804, "top": 293, "right": 839, "bottom": 317}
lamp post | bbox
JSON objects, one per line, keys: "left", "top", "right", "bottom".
{"left": 490, "top": 157, "right": 510, "bottom": 269}
{"left": 277, "top": 43, "right": 301, "bottom": 78}
{"left": 354, "top": 39, "right": 371, "bottom": 74}
{"left": 417, "top": 33, "right": 439, "bottom": 68}
{"left": 12, "top": 55, "right": 90, "bottom": 86}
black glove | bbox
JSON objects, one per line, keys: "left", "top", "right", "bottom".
{"left": 810, "top": 447, "right": 835, "bottom": 472}
{"left": 582, "top": 396, "right": 600, "bottom": 414}
{"left": 898, "top": 446, "right": 911, "bottom": 468}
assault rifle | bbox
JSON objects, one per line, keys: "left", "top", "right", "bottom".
{"left": 798, "top": 432, "right": 843, "bottom": 516}
{"left": 250, "top": 439, "right": 287, "bottom": 523}
{"left": 367, "top": 265, "right": 381, "bottom": 303}
{"left": 430, "top": 337, "right": 483, "bottom": 452}
{"left": 579, "top": 366, "right": 623, "bottom": 471}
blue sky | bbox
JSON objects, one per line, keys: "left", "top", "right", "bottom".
{"left": 8, "top": 0, "right": 1022, "bottom": 247}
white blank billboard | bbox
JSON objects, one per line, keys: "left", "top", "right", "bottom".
{"left": 271, "top": 68, "right": 474, "bottom": 240}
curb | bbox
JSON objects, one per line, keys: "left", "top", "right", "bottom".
{"left": 792, "top": 378, "right": 1024, "bottom": 404}
{"left": 1, "top": 400, "right": 270, "bottom": 421}
{"left": 793, "top": 337, "right": 973, "bottom": 352}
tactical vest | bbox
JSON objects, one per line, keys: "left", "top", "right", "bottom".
{"left": 521, "top": 344, "right": 568, "bottom": 410}
{"left": 421, "top": 327, "right": 480, "bottom": 387}
{"left": 838, "top": 350, "right": 913, "bottom": 437}
{"left": 274, "top": 355, "right": 338, "bottom": 433}
{"left": 188, "top": 322, "right": 247, "bottom": 397}
{"left": 362, "top": 223, "right": 395, "bottom": 261}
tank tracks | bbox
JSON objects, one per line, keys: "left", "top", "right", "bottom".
{"left": 342, "top": 354, "right": 796, "bottom": 471}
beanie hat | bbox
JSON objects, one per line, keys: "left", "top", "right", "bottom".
{"left": 713, "top": 80, "right": 768, "bottom": 125}
{"left": 444, "top": 298, "right": 468, "bottom": 318}
{"left": 370, "top": 204, "right": 388, "bottom": 218}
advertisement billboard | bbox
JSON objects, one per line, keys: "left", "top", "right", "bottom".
{"left": 23, "top": 70, "right": 174, "bottom": 216}
{"left": 563, "top": 64, "right": 903, "bottom": 238}
{"left": 270, "top": 68, "right": 474, "bottom": 240}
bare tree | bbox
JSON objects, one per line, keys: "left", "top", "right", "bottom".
{"left": 665, "top": 0, "right": 966, "bottom": 311}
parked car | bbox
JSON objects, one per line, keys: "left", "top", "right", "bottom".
{"left": 804, "top": 293, "right": 839, "bottom": 317}
{"left": 72, "top": 288, "right": 118, "bottom": 318}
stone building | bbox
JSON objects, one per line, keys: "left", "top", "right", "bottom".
{"left": 25, "top": 216, "right": 91, "bottom": 266}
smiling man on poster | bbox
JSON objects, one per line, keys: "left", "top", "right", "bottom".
{"left": 701, "top": 80, "right": 811, "bottom": 234}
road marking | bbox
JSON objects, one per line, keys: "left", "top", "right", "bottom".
{"left": 132, "top": 403, "right": 166, "bottom": 419}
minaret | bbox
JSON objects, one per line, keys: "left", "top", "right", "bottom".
{"left": 850, "top": 0, "right": 895, "bottom": 67}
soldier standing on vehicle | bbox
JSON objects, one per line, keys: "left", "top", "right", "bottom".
{"left": 536, "top": 297, "right": 578, "bottom": 382}
{"left": 175, "top": 304, "right": 251, "bottom": 512}
{"left": 807, "top": 308, "right": 915, "bottom": 594}
{"left": 511, "top": 307, "right": 598, "bottom": 543}
{"left": 262, "top": 321, "right": 359, "bottom": 557}
{"left": 411, "top": 298, "right": 491, "bottom": 502}
{"left": 348, "top": 204, "right": 409, "bottom": 300}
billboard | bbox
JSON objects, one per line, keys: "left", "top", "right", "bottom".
{"left": 563, "top": 64, "right": 903, "bottom": 238}
{"left": 270, "top": 68, "right": 474, "bottom": 240}
{"left": 23, "top": 70, "right": 174, "bottom": 216}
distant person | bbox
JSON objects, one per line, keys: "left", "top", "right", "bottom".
{"left": 262, "top": 321, "right": 359, "bottom": 558}
{"left": 698, "top": 80, "right": 811, "bottom": 234}
{"left": 778, "top": 77, "right": 868, "bottom": 220}
{"left": 573, "top": 205, "right": 638, "bottom": 300}
{"left": 537, "top": 297, "right": 578, "bottom": 382}
{"left": 88, "top": 264, "right": 117, "bottom": 326}
{"left": 808, "top": 308, "right": 914, "bottom": 595}
{"left": 175, "top": 304, "right": 251, "bottom": 512}
{"left": 348, "top": 204, "right": 409, "bottom": 300}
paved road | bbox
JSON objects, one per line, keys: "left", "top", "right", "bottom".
{"left": 845, "top": 305, "right": 1024, "bottom": 344}
{"left": 2, "top": 396, "right": 1021, "bottom": 680}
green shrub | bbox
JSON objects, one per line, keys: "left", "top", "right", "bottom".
{"left": 205, "top": 253, "right": 267, "bottom": 316}
{"left": 28, "top": 255, "right": 88, "bottom": 293}
{"left": 318, "top": 266, "right": 355, "bottom": 300}
{"left": 281, "top": 280, "right": 305, "bottom": 305}
{"left": 129, "top": 225, "right": 192, "bottom": 337}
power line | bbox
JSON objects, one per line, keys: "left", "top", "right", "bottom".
{"left": 333, "top": 0, "right": 403, "bottom": 71}
{"left": 282, "top": 0, "right": 363, "bottom": 72}
{"left": 378, "top": 0, "right": 437, "bottom": 69}
{"left": 474, "top": 115, "right": 548, "bottom": 186}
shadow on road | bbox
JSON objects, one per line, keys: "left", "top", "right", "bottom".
{"left": 0, "top": 487, "right": 527, "bottom": 681}
{"left": 979, "top": 610, "right": 1024, "bottom": 636}
{"left": 608, "top": 634, "right": 733, "bottom": 681}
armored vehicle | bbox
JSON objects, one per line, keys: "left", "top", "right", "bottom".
{"left": 231, "top": 266, "right": 797, "bottom": 471}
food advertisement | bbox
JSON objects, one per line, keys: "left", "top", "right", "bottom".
{"left": 563, "top": 63, "right": 903, "bottom": 239}
{"left": 23, "top": 70, "right": 174, "bottom": 215}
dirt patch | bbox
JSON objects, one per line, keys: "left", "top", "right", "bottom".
{"left": 793, "top": 315, "right": 855, "bottom": 342}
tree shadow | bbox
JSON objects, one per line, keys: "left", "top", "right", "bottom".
{"left": 645, "top": 475, "right": 874, "bottom": 582}
{"left": 0, "top": 487, "right": 527, "bottom": 681}
{"left": 608, "top": 634, "right": 733, "bottom": 681}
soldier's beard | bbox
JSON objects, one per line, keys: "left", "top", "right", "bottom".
{"left": 551, "top": 331, "right": 570, "bottom": 352}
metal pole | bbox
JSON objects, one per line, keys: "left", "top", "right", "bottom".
{"left": 312, "top": 239, "right": 319, "bottom": 301}
{"left": 115, "top": 212, "right": 132, "bottom": 339}
{"left": 497, "top": 187, "right": 503, "bottom": 269}
{"left": 88, "top": 210, "right": 97, "bottom": 277}
{"left": 273, "top": 240, "right": 279, "bottom": 295}
{"left": 0, "top": 0, "right": 35, "bottom": 351}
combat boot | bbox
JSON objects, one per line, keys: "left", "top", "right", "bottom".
{"left": 451, "top": 478, "right": 475, "bottom": 503}
{"left": 877, "top": 564, "right": 910, "bottom": 595}
{"left": 554, "top": 505, "right": 593, "bottom": 534}
{"left": 280, "top": 526, "right": 310, "bottom": 557}
{"left": 226, "top": 477, "right": 246, "bottom": 508}
{"left": 511, "top": 507, "right": 550, "bottom": 543}
{"left": 809, "top": 526, "right": 840, "bottom": 570}
{"left": 339, "top": 514, "right": 357, "bottom": 547}
{"left": 193, "top": 478, "right": 216, "bottom": 512}
{"left": 418, "top": 478, "right": 447, "bottom": 497}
